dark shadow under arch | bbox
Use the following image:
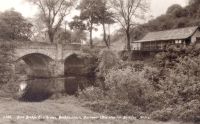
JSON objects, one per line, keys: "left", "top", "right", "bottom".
{"left": 64, "top": 53, "right": 85, "bottom": 76}
{"left": 15, "top": 53, "right": 55, "bottom": 102}
{"left": 16, "top": 53, "right": 54, "bottom": 78}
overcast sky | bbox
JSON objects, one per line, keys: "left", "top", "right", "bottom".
{"left": 0, "top": 0, "right": 189, "bottom": 38}
{"left": 0, "top": 0, "right": 187, "bottom": 17}
{"left": 151, "top": 0, "right": 188, "bottom": 17}
{"left": 0, "top": 0, "right": 188, "bottom": 18}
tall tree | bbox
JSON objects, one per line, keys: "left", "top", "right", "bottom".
{"left": 69, "top": 16, "right": 86, "bottom": 31}
{"left": 69, "top": 16, "right": 87, "bottom": 44}
{"left": 55, "top": 28, "right": 72, "bottom": 44}
{"left": 97, "top": 0, "right": 115, "bottom": 48}
{"left": 30, "top": 13, "right": 47, "bottom": 42}
{"left": 110, "top": 0, "right": 148, "bottom": 51}
{"left": 28, "top": 0, "right": 76, "bottom": 43}
{"left": 79, "top": 0, "right": 100, "bottom": 48}
{"left": 0, "top": 10, "right": 32, "bottom": 41}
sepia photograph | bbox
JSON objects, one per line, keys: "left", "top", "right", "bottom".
{"left": 0, "top": 0, "right": 199, "bottom": 124}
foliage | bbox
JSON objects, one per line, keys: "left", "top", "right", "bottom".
{"left": 78, "top": 0, "right": 101, "bottom": 48}
{"left": 154, "top": 45, "right": 200, "bottom": 68}
{"left": 75, "top": 0, "right": 114, "bottom": 48}
{"left": 0, "top": 43, "right": 15, "bottom": 86}
{"left": 28, "top": 0, "right": 76, "bottom": 43}
{"left": 96, "top": 0, "right": 115, "bottom": 48}
{"left": 55, "top": 28, "right": 72, "bottom": 43}
{"left": 71, "top": 30, "right": 87, "bottom": 43}
{"left": 0, "top": 10, "right": 32, "bottom": 41}
{"left": 0, "top": 43, "right": 20, "bottom": 98}
{"left": 69, "top": 16, "right": 86, "bottom": 31}
{"left": 97, "top": 50, "right": 120, "bottom": 77}
{"left": 110, "top": 0, "right": 149, "bottom": 50}
{"left": 105, "top": 65, "right": 155, "bottom": 107}
{"left": 167, "top": 4, "right": 182, "bottom": 14}
{"left": 131, "top": 1, "right": 200, "bottom": 41}
{"left": 80, "top": 45, "right": 200, "bottom": 122}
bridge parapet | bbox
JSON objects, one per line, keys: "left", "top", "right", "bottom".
{"left": 0, "top": 41, "right": 82, "bottom": 50}
{"left": 16, "top": 42, "right": 57, "bottom": 49}
{"left": 62, "top": 43, "right": 81, "bottom": 50}
{"left": 1, "top": 41, "right": 85, "bottom": 77}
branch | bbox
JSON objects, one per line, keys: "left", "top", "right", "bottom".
{"left": 130, "top": 0, "right": 142, "bottom": 19}
{"left": 38, "top": 0, "right": 47, "bottom": 18}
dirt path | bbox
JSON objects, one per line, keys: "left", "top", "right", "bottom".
{"left": 0, "top": 96, "right": 191, "bottom": 124}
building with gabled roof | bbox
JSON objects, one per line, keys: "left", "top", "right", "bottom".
{"left": 132, "top": 26, "right": 200, "bottom": 51}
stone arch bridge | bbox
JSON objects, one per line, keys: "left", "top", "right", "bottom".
{"left": 12, "top": 42, "right": 83, "bottom": 77}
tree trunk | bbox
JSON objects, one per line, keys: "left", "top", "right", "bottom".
{"left": 89, "top": 23, "right": 93, "bottom": 48}
{"left": 48, "top": 31, "right": 54, "bottom": 43}
{"left": 126, "top": 28, "right": 131, "bottom": 51}
{"left": 102, "top": 23, "right": 109, "bottom": 48}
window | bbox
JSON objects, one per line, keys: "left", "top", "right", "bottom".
{"left": 196, "top": 37, "right": 200, "bottom": 43}
{"left": 175, "top": 40, "right": 182, "bottom": 44}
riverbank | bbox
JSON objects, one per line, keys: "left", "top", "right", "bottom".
{"left": 0, "top": 96, "right": 193, "bottom": 124}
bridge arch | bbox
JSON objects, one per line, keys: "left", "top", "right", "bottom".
{"left": 15, "top": 48, "right": 57, "bottom": 61}
{"left": 64, "top": 53, "right": 85, "bottom": 76}
{"left": 15, "top": 53, "right": 55, "bottom": 77}
{"left": 63, "top": 52, "right": 81, "bottom": 61}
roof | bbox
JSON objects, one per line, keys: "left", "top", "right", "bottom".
{"left": 133, "top": 26, "right": 199, "bottom": 43}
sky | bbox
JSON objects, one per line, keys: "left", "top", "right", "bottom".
{"left": 0, "top": 0, "right": 189, "bottom": 38}
{"left": 0, "top": 0, "right": 188, "bottom": 18}
{"left": 151, "top": 0, "right": 188, "bottom": 17}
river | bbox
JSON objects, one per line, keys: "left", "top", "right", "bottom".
{"left": 18, "top": 76, "right": 95, "bottom": 102}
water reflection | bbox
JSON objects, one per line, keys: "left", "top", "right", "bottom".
{"left": 18, "top": 76, "right": 94, "bottom": 102}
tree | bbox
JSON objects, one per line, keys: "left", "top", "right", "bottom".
{"left": 97, "top": 0, "right": 115, "bottom": 48}
{"left": 166, "top": 4, "right": 183, "bottom": 15}
{"left": 69, "top": 16, "right": 87, "bottom": 44}
{"left": 166, "top": 4, "right": 188, "bottom": 18}
{"left": 71, "top": 30, "right": 87, "bottom": 43}
{"left": 55, "top": 28, "right": 72, "bottom": 43}
{"left": 28, "top": 0, "right": 76, "bottom": 43}
{"left": 79, "top": 0, "right": 100, "bottom": 48}
{"left": 69, "top": 16, "right": 86, "bottom": 31}
{"left": 0, "top": 10, "right": 33, "bottom": 41}
{"left": 0, "top": 44, "right": 15, "bottom": 85}
{"left": 189, "top": 0, "right": 200, "bottom": 5}
{"left": 110, "top": 0, "right": 148, "bottom": 51}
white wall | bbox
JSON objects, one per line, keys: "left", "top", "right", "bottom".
{"left": 191, "top": 29, "right": 200, "bottom": 44}
{"left": 132, "top": 43, "right": 141, "bottom": 50}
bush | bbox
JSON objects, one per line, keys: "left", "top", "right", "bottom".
{"left": 177, "top": 100, "right": 200, "bottom": 122}
{"left": 0, "top": 44, "right": 15, "bottom": 85}
{"left": 79, "top": 87, "right": 105, "bottom": 101}
{"left": 151, "top": 108, "right": 174, "bottom": 121}
{"left": 105, "top": 64, "right": 161, "bottom": 111}
{"left": 80, "top": 46, "right": 200, "bottom": 122}
{"left": 0, "top": 43, "right": 17, "bottom": 97}
{"left": 97, "top": 49, "right": 120, "bottom": 77}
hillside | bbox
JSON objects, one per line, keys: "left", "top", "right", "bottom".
{"left": 131, "top": 0, "right": 200, "bottom": 41}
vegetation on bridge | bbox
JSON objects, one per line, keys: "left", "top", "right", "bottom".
{"left": 0, "top": 0, "right": 200, "bottom": 123}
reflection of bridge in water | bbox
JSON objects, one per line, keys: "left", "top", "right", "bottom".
{"left": 13, "top": 42, "right": 83, "bottom": 77}
{"left": 8, "top": 41, "right": 91, "bottom": 101}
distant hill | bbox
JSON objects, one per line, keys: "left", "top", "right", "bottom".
{"left": 131, "top": 0, "right": 200, "bottom": 41}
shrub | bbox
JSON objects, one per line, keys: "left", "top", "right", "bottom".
{"left": 105, "top": 64, "right": 159, "bottom": 111}
{"left": 0, "top": 43, "right": 17, "bottom": 97}
{"left": 0, "top": 44, "right": 15, "bottom": 85}
{"left": 79, "top": 87, "right": 105, "bottom": 102}
{"left": 151, "top": 108, "right": 174, "bottom": 121}
{"left": 97, "top": 49, "right": 120, "bottom": 77}
{"left": 80, "top": 45, "right": 200, "bottom": 122}
{"left": 177, "top": 100, "right": 200, "bottom": 122}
